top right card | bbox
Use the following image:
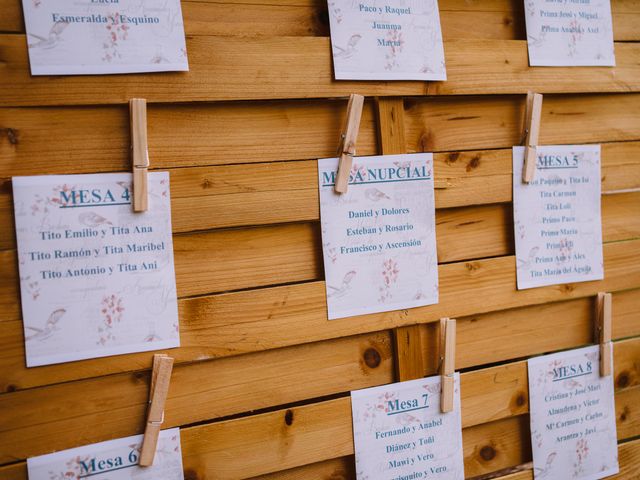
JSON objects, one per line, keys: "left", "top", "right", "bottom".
{"left": 524, "top": 0, "right": 615, "bottom": 66}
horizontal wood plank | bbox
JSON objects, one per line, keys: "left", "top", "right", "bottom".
{"left": 2, "top": 140, "right": 639, "bottom": 251}
{"left": 0, "top": 270, "right": 638, "bottom": 390}
{"left": 2, "top": 0, "right": 639, "bottom": 478}
{"left": 2, "top": 339, "right": 637, "bottom": 473}
{"left": 3, "top": 94, "right": 639, "bottom": 178}
{"left": 5, "top": 436, "right": 640, "bottom": 480}
{"left": 405, "top": 94, "right": 640, "bottom": 154}
{"left": 179, "top": 383, "right": 638, "bottom": 479}
{"left": 255, "top": 436, "right": 640, "bottom": 480}
{"left": 1, "top": 191, "right": 639, "bottom": 319}
{"left": 0, "top": 34, "right": 426, "bottom": 106}
{"left": 427, "top": 41, "right": 640, "bottom": 96}
{"left": 2, "top": 37, "right": 640, "bottom": 106}
{"left": 0, "top": 323, "right": 637, "bottom": 464}
{"left": 2, "top": 0, "right": 638, "bottom": 41}
{"left": 1, "top": 239, "right": 639, "bottom": 391}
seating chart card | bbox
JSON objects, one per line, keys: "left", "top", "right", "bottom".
{"left": 524, "top": 0, "right": 615, "bottom": 66}
{"left": 351, "top": 374, "right": 464, "bottom": 479}
{"left": 528, "top": 346, "right": 619, "bottom": 479}
{"left": 27, "top": 428, "right": 184, "bottom": 479}
{"left": 13, "top": 172, "right": 179, "bottom": 367}
{"left": 513, "top": 145, "right": 604, "bottom": 290}
{"left": 21, "top": 0, "right": 189, "bottom": 75}
{"left": 318, "top": 153, "right": 438, "bottom": 320}
{"left": 327, "top": 0, "right": 446, "bottom": 80}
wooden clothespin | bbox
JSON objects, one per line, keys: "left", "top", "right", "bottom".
{"left": 140, "top": 354, "right": 174, "bottom": 466}
{"left": 334, "top": 94, "right": 364, "bottom": 193}
{"left": 595, "top": 292, "right": 613, "bottom": 377}
{"left": 522, "top": 91, "right": 543, "bottom": 183}
{"left": 439, "top": 318, "right": 456, "bottom": 413}
{"left": 130, "top": 98, "right": 150, "bottom": 212}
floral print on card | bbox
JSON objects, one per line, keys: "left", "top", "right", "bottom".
{"left": 21, "top": 0, "right": 189, "bottom": 75}
{"left": 351, "top": 375, "right": 464, "bottom": 479}
{"left": 13, "top": 172, "right": 179, "bottom": 367}
{"left": 524, "top": 0, "right": 615, "bottom": 66}
{"left": 528, "top": 346, "right": 619, "bottom": 479}
{"left": 27, "top": 428, "right": 183, "bottom": 479}
{"left": 327, "top": 0, "right": 446, "bottom": 80}
{"left": 513, "top": 145, "right": 604, "bottom": 290}
{"left": 318, "top": 154, "right": 438, "bottom": 320}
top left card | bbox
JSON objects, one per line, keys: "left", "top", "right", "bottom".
{"left": 13, "top": 172, "right": 180, "bottom": 367}
{"left": 21, "top": 0, "right": 189, "bottom": 75}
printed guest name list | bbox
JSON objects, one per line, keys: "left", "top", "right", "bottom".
{"left": 528, "top": 346, "right": 618, "bottom": 479}
{"left": 524, "top": 0, "right": 615, "bottom": 66}
{"left": 327, "top": 0, "right": 446, "bottom": 80}
{"left": 351, "top": 375, "right": 465, "bottom": 479}
{"left": 21, "top": 0, "right": 189, "bottom": 75}
{"left": 513, "top": 145, "right": 604, "bottom": 290}
{"left": 13, "top": 173, "right": 179, "bottom": 367}
{"left": 318, "top": 154, "right": 438, "bottom": 320}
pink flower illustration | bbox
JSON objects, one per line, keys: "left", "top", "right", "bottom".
{"left": 573, "top": 438, "right": 589, "bottom": 477}
{"left": 102, "top": 12, "right": 129, "bottom": 63}
{"left": 568, "top": 19, "right": 583, "bottom": 57}
{"left": 23, "top": 276, "right": 41, "bottom": 300}
{"left": 384, "top": 30, "right": 404, "bottom": 71}
{"left": 29, "top": 184, "right": 75, "bottom": 227}
{"left": 382, "top": 259, "right": 399, "bottom": 285}
{"left": 557, "top": 238, "right": 573, "bottom": 265}
{"left": 47, "top": 454, "right": 91, "bottom": 479}
{"left": 379, "top": 259, "right": 399, "bottom": 302}
{"left": 97, "top": 294, "right": 125, "bottom": 345}
{"left": 328, "top": 2, "right": 343, "bottom": 23}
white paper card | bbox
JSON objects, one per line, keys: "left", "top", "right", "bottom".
{"left": 21, "top": 0, "right": 189, "bottom": 75}
{"left": 528, "top": 346, "right": 618, "bottom": 479}
{"left": 524, "top": 0, "right": 615, "bottom": 66}
{"left": 327, "top": 0, "right": 446, "bottom": 80}
{"left": 318, "top": 154, "right": 438, "bottom": 320}
{"left": 27, "top": 428, "right": 184, "bottom": 479}
{"left": 351, "top": 374, "right": 464, "bottom": 479}
{"left": 13, "top": 172, "right": 179, "bottom": 367}
{"left": 513, "top": 145, "right": 603, "bottom": 290}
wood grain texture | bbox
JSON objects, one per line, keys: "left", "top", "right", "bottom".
{"left": 0, "top": 332, "right": 393, "bottom": 464}
{"left": 1, "top": 144, "right": 639, "bottom": 252}
{"left": 2, "top": 95, "right": 639, "bottom": 177}
{"left": 404, "top": 94, "right": 640, "bottom": 154}
{"left": 182, "top": 387, "right": 639, "bottom": 479}
{"left": 2, "top": 0, "right": 638, "bottom": 40}
{"left": 8, "top": 436, "right": 640, "bottom": 480}
{"left": 0, "top": 0, "right": 523, "bottom": 38}
{"left": 2, "top": 191, "right": 639, "bottom": 317}
{"left": 2, "top": 37, "right": 640, "bottom": 106}
{"left": 0, "top": 34, "right": 427, "bottom": 106}
{"left": 1, "top": 1, "right": 639, "bottom": 476}
{"left": 1, "top": 243, "right": 639, "bottom": 391}
{"left": 376, "top": 96, "right": 430, "bottom": 384}
{"left": 0, "top": 98, "right": 379, "bottom": 175}
{"left": 179, "top": 386, "right": 637, "bottom": 479}
{"left": 0, "top": 329, "right": 637, "bottom": 464}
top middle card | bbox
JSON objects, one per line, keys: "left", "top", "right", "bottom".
{"left": 328, "top": 1, "right": 447, "bottom": 80}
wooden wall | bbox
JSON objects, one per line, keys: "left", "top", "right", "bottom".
{"left": 1, "top": 1, "right": 639, "bottom": 478}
